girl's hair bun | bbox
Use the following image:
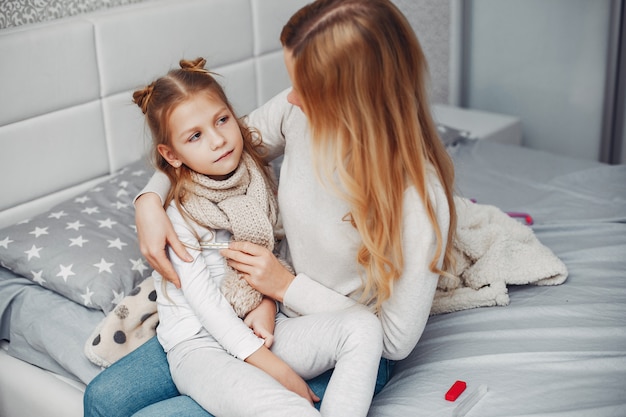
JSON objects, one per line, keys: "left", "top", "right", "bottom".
{"left": 180, "top": 57, "right": 207, "bottom": 72}
{"left": 132, "top": 83, "right": 155, "bottom": 114}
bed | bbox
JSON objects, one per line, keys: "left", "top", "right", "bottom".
{"left": 1, "top": 1, "right": 625, "bottom": 416}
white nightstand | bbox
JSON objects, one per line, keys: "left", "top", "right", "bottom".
{"left": 432, "top": 104, "right": 523, "bottom": 146}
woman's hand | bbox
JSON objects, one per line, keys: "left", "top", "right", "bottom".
{"left": 135, "top": 192, "right": 192, "bottom": 288}
{"left": 244, "top": 297, "right": 276, "bottom": 348}
{"left": 245, "top": 346, "right": 319, "bottom": 406}
{"left": 221, "top": 242, "right": 295, "bottom": 302}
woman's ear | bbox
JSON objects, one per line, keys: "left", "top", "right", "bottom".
{"left": 157, "top": 144, "right": 182, "bottom": 168}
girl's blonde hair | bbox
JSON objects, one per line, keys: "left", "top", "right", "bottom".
{"left": 132, "top": 57, "right": 273, "bottom": 209}
{"left": 280, "top": 0, "right": 457, "bottom": 311}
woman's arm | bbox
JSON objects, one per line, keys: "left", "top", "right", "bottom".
{"left": 287, "top": 187, "right": 445, "bottom": 360}
{"left": 245, "top": 88, "right": 292, "bottom": 162}
{"left": 226, "top": 184, "right": 449, "bottom": 361}
{"left": 223, "top": 242, "right": 357, "bottom": 312}
{"left": 135, "top": 190, "right": 190, "bottom": 288}
{"left": 375, "top": 184, "right": 449, "bottom": 360}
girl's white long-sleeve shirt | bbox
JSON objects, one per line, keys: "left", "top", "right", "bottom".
{"left": 144, "top": 89, "right": 450, "bottom": 361}
{"left": 153, "top": 204, "right": 264, "bottom": 360}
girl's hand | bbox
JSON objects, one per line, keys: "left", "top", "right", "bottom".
{"left": 244, "top": 297, "right": 276, "bottom": 348}
{"left": 221, "top": 242, "right": 295, "bottom": 302}
{"left": 245, "top": 346, "right": 320, "bottom": 406}
{"left": 135, "top": 192, "right": 192, "bottom": 288}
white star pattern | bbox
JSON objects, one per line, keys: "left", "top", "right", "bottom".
{"left": 116, "top": 189, "right": 130, "bottom": 198}
{"left": 113, "top": 201, "right": 129, "bottom": 210}
{"left": 132, "top": 170, "right": 145, "bottom": 177}
{"left": 94, "top": 258, "right": 114, "bottom": 273}
{"left": 66, "top": 221, "right": 85, "bottom": 231}
{"left": 112, "top": 289, "right": 125, "bottom": 305}
{"left": 57, "top": 264, "right": 76, "bottom": 282}
{"left": 0, "top": 236, "right": 13, "bottom": 248}
{"left": 75, "top": 196, "right": 90, "bottom": 203}
{"left": 81, "top": 287, "right": 95, "bottom": 306}
{"left": 107, "top": 238, "right": 127, "bottom": 250}
{"left": 98, "top": 218, "right": 118, "bottom": 229}
{"left": 130, "top": 258, "right": 149, "bottom": 275}
{"left": 69, "top": 236, "right": 89, "bottom": 247}
{"left": 48, "top": 211, "right": 68, "bottom": 219}
{"left": 119, "top": 180, "right": 129, "bottom": 188}
{"left": 31, "top": 270, "right": 45, "bottom": 285}
{"left": 25, "top": 245, "right": 43, "bottom": 260}
{"left": 29, "top": 227, "right": 49, "bottom": 238}
{"left": 82, "top": 207, "right": 100, "bottom": 215}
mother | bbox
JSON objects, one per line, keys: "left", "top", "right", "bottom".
{"left": 84, "top": 0, "right": 456, "bottom": 415}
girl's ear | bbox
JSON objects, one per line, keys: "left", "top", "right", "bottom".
{"left": 157, "top": 144, "right": 182, "bottom": 168}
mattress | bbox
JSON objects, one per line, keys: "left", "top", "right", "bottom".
{"left": 1, "top": 138, "right": 625, "bottom": 417}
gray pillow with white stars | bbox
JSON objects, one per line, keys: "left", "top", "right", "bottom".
{"left": 0, "top": 159, "right": 154, "bottom": 314}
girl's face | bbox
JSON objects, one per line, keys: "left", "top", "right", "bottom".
{"left": 159, "top": 94, "right": 244, "bottom": 180}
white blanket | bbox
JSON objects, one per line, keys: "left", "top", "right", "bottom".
{"left": 431, "top": 197, "right": 568, "bottom": 315}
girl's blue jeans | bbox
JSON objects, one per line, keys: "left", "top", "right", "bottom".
{"left": 84, "top": 336, "right": 395, "bottom": 417}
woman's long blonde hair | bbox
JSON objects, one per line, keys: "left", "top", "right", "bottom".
{"left": 281, "top": 0, "right": 456, "bottom": 311}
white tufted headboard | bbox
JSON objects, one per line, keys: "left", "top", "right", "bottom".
{"left": 0, "top": 0, "right": 308, "bottom": 229}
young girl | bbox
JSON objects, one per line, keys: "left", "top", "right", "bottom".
{"left": 131, "top": 57, "right": 383, "bottom": 417}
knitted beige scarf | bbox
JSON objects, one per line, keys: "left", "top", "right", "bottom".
{"left": 182, "top": 152, "right": 278, "bottom": 317}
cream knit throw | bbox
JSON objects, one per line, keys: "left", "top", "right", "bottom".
{"left": 431, "top": 196, "right": 568, "bottom": 315}
{"left": 182, "top": 152, "right": 278, "bottom": 317}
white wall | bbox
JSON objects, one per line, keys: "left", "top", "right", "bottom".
{"left": 459, "top": 0, "right": 618, "bottom": 162}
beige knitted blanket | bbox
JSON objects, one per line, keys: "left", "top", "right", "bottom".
{"left": 431, "top": 197, "right": 568, "bottom": 315}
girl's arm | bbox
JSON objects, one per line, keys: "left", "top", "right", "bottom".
{"left": 245, "top": 345, "right": 319, "bottom": 406}
{"left": 168, "top": 207, "right": 265, "bottom": 360}
{"left": 244, "top": 297, "right": 277, "bottom": 348}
